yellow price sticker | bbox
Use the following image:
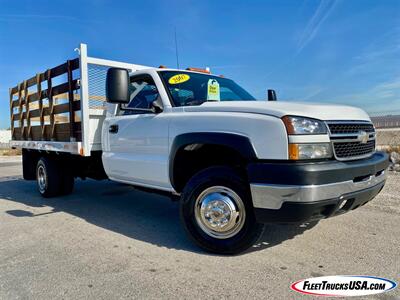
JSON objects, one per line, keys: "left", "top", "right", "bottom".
{"left": 207, "top": 79, "right": 220, "bottom": 101}
{"left": 168, "top": 74, "right": 190, "bottom": 84}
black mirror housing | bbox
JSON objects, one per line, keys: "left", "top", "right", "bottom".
{"left": 106, "top": 68, "right": 130, "bottom": 104}
{"left": 267, "top": 89, "right": 277, "bottom": 101}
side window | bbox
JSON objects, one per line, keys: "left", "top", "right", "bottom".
{"left": 121, "top": 76, "right": 160, "bottom": 115}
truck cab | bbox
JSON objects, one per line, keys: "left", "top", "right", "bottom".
{"left": 102, "top": 67, "right": 388, "bottom": 253}
{"left": 9, "top": 44, "right": 389, "bottom": 254}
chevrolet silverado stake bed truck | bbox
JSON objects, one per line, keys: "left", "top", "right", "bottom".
{"left": 9, "top": 44, "right": 389, "bottom": 254}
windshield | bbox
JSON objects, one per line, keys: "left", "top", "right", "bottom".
{"left": 159, "top": 71, "right": 255, "bottom": 107}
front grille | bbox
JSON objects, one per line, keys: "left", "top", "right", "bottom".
{"left": 327, "top": 121, "right": 376, "bottom": 160}
{"left": 328, "top": 123, "right": 375, "bottom": 135}
{"left": 333, "top": 140, "right": 375, "bottom": 159}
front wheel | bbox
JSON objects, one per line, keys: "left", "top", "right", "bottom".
{"left": 180, "top": 166, "right": 265, "bottom": 255}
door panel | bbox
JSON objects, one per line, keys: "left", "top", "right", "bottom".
{"left": 102, "top": 73, "right": 171, "bottom": 190}
{"left": 102, "top": 113, "right": 171, "bottom": 189}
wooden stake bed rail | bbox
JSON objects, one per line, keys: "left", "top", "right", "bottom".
{"left": 8, "top": 43, "right": 151, "bottom": 156}
{"left": 9, "top": 58, "right": 81, "bottom": 142}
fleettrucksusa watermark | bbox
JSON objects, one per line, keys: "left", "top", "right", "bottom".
{"left": 291, "top": 275, "right": 397, "bottom": 297}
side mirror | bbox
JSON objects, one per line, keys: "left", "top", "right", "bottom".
{"left": 267, "top": 89, "right": 277, "bottom": 101}
{"left": 106, "top": 68, "right": 130, "bottom": 104}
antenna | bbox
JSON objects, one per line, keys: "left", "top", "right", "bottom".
{"left": 174, "top": 27, "right": 180, "bottom": 69}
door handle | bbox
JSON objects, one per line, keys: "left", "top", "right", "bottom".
{"left": 109, "top": 124, "right": 119, "bottom": 134}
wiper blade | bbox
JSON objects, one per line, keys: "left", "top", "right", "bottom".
{"left": 185, "top": 99, "right": 206, "bottom": 106}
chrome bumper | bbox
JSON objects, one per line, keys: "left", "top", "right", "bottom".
{"left": 250, "top": 170, "right": 388, "bottom": 210}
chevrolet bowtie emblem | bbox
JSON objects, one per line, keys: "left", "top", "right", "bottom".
{"left": 357, "top": 130, "right": 369, "bottom": 144}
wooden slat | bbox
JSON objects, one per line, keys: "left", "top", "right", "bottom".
{"left": 50, "top": 58, "right": 79, "bottom": 78}
{"left": 25, "top": 80, "right": 32, "bottom": 139}
{"left": 9, "top": 57, "right": 81, "bottom": 142}
{"left": 47, "top": 69, "right": 55, "bottom": 140}
{"left": 30, "top": 115, "right": 82, "bottom": 123}
{"left": 23, "top": 81, "right": 29, "bottom": 139}
{"left": 25, "top": 90, "right": 43, "bottom": 103}
{"left": 11, "top": 99, "right": 20, "bottom": 108}
{"left": 13, "top": 127, "right": 21, "bottom": 139}
{"left": 51, "top": 80, "right": 79, "bottom": 97}
{"left": 37, "top": 73, "right": 44, "bottom": 139}
{"left": 18, "top": 83, "right": 24, "bottom": 140}
{"left": 67, "top": 59, "right": 75, "bottom": 141}
{"left": 11, "top": 79, "right": 79, "bottom": 108}
{"left": 9, "top": 87, "right": 14, "bottom": 140}
{"left": 13, "top": 123, "right": 82, "bottom": 142}
{"left": 9, "top": 58, "right": 79, "bottom": 94}
{"left": 14, "top": 101, "right": 81, "bottom": 121}
{"left": 26, "top": 76, "right": 37, "bottom": 88}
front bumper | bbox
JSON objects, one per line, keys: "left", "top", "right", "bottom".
{"left": 248, "top": 152, "right": 389, "bottom": 223}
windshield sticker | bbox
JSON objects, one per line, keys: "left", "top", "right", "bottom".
{"left": 207, "top": 79, "right": 220, "bottom": 101}
{"left": 168, "top": 74, "right": 190, "bottom": 85}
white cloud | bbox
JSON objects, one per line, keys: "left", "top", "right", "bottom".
{"left": 347, "top": 27, "right": 400, "bottom": 76}
{"left": 0, "top": 14, "right": 100, "bottom": 24}
{"left": 328, "top": 77, "right": 400, "bottom": 114}
{"left": 297, "top": 0, "right": 338, "bottom": 53}
{"left": 0, "top": 13, "right": 78, "bottom": 21}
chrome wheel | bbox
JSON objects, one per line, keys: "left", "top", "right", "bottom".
{"left": 194, "top": 186, "right": 246, "bottom": 239}
{"left": 37, "top": 165, "right": 47, "bottom": 193}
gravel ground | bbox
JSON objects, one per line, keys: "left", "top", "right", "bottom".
{"left": 0, "top": 158, "right": 399, "bottom": 299}
{"left": 376, "top": 129, "right": 400, "bottom": 146}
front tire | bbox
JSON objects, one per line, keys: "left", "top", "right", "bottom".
{"left": 180, "top": 166, "right": 265, "bottom": 255}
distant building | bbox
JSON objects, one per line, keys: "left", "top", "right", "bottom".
{"left": 370, "top": 115, "right": 400, "bottom": 129}
{"left": 0, "top": 129, "right": 11, "bottom": 148}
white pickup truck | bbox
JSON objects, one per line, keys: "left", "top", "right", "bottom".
{"left": 9, "top": 44, "right": 389, "bottom": 254}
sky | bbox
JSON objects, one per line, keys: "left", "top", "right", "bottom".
{"left": 0, "top": 0, "right": 399, "bottom": 128}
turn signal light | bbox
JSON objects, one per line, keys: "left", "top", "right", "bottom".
{"left": 288, "top": 144, "right": 299, "bottom": 160}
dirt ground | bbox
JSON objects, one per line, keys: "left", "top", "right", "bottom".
{"left": 0, "top": 157, "right": 398, "bottom": 299}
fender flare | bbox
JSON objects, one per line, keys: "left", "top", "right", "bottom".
{"left": 169, "top": 132, "right": 257, "bottom": 190}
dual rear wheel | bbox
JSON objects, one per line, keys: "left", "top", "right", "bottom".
{"left": 36, "top": 156, "right": 74, "bottom": 198}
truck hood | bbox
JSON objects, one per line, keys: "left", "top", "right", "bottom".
{"left": 183, "top": 101, "right": 370, "bottom": 121}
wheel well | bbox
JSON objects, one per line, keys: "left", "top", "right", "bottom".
{"left": 171, "top": 144, "right": 249, "bottom": 192}
{"left": 22, "top": 149, "right": 40, "bottom": 180}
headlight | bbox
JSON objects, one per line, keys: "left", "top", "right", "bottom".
{"left": 289, "top": 143, "right": 332, "bottom": 160}
{"left": 282, "top": 116, "right": 327, "bottom": 135}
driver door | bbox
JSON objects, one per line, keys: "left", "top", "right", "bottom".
{"left": 102, "top": 74, "right": 171, "bottom": 190}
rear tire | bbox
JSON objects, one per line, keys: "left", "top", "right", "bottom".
{"left": 180, "top": 166, "right": 265, "bottom": 255}
{"left": 36, "top": 157, "right": 62, "bottom": 198}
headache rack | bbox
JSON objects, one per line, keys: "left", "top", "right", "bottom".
{"left": 9, "top": 44, "right": 151, "bottom": 156}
